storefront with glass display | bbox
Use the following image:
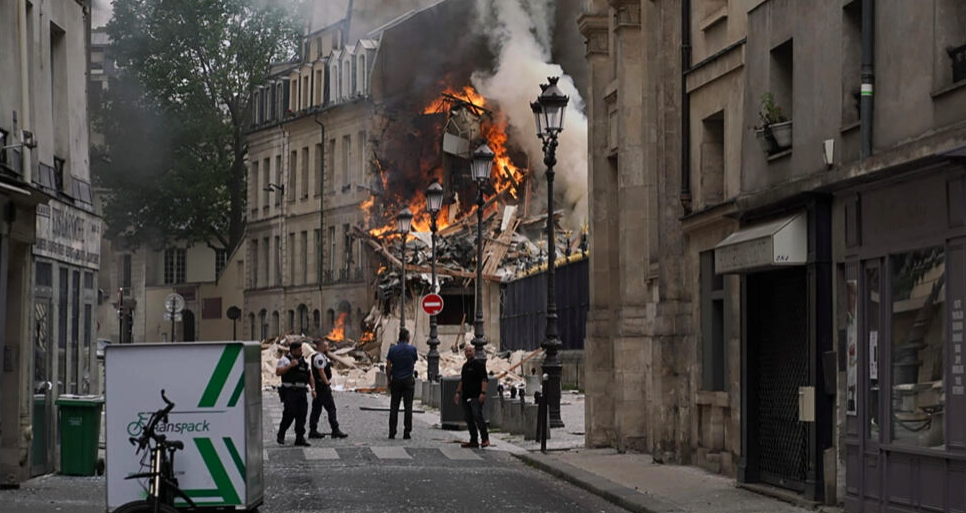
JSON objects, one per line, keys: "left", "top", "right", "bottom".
{"left": 840, "top": 166, "right": 966, "bottom": 512}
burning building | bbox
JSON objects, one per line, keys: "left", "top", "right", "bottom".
{"left": 244, "top": 0, "right": 589, "bottom": 361}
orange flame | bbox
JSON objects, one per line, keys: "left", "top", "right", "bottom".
{"left": 325, "top": 312, "right": 348, "bottom": 342}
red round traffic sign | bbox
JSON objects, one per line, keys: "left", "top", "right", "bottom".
{"left": 421, "top": 294, "right": 444, "bottom": 316}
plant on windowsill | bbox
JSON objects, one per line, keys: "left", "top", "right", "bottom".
{"left": 754, "top": 92, "right": 792, "bottom": 155}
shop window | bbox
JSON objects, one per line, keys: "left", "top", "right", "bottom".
{"left": 700, "top": 251, "right": 727, "bottom": 391}
{"left": 890, "top": 247, "right": 945, "bottom": 448}
{"left": 71, "top": 271, "right": 80, "bottom": 394}
{"left": 865, "top": 264, "right": 881, "bottom": 441}
{"left": 36, "top": 262, "right": 53, "bottom": 287}
{"left": 59, "top": 268, "right": 68, "bottom": 393}
{"left": 163, "top": 248, "right": 186, "bottom": 285}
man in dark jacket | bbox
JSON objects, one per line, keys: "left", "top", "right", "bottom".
{"left": 454, "top": 344, "right": 489, "bottom": 448}
{"left": 385, "top": 328, "right": 417, "bottom": 439}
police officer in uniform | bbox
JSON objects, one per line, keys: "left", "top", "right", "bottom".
{"left": 276, "top": 341, "right": 315, "bottom": 446}
{"left": 308, "top": 339, "right": 348, "bottom": 439}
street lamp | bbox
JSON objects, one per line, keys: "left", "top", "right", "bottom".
{"left": 396, "top": 207, "right": 414, "bottom": 338}
{"left": 532, "top": 76, "right": 568, "bottom": 428}
{"left": 425, "top": 181, "right": 444, "bottom": 381}
{"left": 470, "top": 143, "right": 494, "bottom": 361}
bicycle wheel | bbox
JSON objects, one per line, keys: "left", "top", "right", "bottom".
{"left": 112, "top": 499, "right": 179, "bottom": 513}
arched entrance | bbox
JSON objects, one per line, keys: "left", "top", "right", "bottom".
{"left": 182, "top": 309, "right": 196, "bottom": 342}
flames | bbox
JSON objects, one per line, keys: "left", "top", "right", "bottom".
{"left": 325, "top": 312, "right": 347, "bottom": 342}
{"left": 364, "top": 83, "right": 525, "bottom": 239}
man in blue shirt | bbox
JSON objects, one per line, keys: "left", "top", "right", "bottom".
{"left": 385, "top": 328, "right": 418, "bottom": 439}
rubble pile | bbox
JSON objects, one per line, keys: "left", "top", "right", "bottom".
{"left": 259, "top": 331, "right": 539, "bottom": 392}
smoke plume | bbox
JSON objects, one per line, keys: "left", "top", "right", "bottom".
{"left": 471, "top": 0, "right": 588, "bottom": 230}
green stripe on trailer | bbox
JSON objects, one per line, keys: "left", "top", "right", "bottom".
{"left": 224, "top": 437, "right": 246, "bottom": 481}
{"left": 193, "top": 438, "right": 241, "bottom": 504}
{"left": 227, "top": 374, "right": 245, "bottom": 408}
{"left": 199, "top": 345, "right": 242, "bottom": 408}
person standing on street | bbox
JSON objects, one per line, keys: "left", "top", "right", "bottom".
{"left": 385, "top": 328, "right": 417, "bottom": 439}
{"left": 276, "top": 341, "right": 315, "bottom": 446}
{"left": 455, "top": 344, "right": 489, "bottom": 448}
{"left": 309, "top": 339, "right": 348, "bottom": 439}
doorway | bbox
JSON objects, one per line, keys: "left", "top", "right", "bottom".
{"left": 31, "top": 295, "right": 54, "bottom": 476}
{"left": 747, "top": 267, "right": 809, "bottom": 491}
{"left": 182, "top": 310, "right": 196, "bottom": 342}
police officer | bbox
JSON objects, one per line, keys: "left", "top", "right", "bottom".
{"left": 276, "top": 341, "right": 315, "bottom": 446}
{"left": 308, "top": 339, "right": 349, "bottom": 439}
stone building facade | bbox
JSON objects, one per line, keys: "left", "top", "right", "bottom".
{"left": 0, "top": 0, "right": 99, "bottom": 484}
{"left": 582, "top": 0, "right": 966, "bottom": 509}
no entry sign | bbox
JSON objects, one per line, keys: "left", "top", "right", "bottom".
{"left": 421, "top": 293, "right": 444, "bottom": 316}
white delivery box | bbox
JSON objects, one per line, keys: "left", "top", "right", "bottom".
{"left": 106, "top": 342, "right": 263, "bottom": 511}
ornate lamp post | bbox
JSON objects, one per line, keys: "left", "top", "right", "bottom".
{"left": 425, "top": 181, "right": 444, "bottom": 381}
{"left": 470, "top": 143, "right": 494, "bottom": 361}
{"left": 396, "top": 208, "right": 414, "bottom": 338}
{"left": 531, "top": 76, "right": 568, "bottom": 428}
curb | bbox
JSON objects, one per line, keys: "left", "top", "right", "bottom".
{"left": 513, "top": 451, "right": 683, "bottom": 513}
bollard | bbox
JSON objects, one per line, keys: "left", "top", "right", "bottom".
{"left": 534, "top": 391, "right": 545, "bottom": 451}
{"left": 541, "top": 374, "right": 550, "bottom": 453}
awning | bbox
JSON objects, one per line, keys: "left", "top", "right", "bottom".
{"left": 714, "top": 212, "right": 807, "bottom": 274}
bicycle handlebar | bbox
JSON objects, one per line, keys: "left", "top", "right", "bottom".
{"left": 134, "top": 389, "right": 179, "bottom": 455}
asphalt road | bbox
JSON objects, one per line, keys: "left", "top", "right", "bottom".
{"left": 0, "top": 391, "right": 627, "bottom": 513}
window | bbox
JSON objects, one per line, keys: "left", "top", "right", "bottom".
{"left": 251, "top": 161, "right": 260, "bottom": 212}
{"left": 327, "top": 139, "right": 336, "bottom": 191}
{"left": 59, "top": 268, "right": 68, "bottom": 393}
{"left": 935, "top": 0, "right": 966, "bottom": 87}
{"left": 301, "top": 147, "right": 309, "bottom": 199}
{"left": 700, "top": 251, "right": 727, "bottom": 391}
{"left": 288, "top": 310, "right": 295, "bottom": 332}
{"left": 313, "top": 310, "right": 321, "bottom": 335}
{"left": 215, "top": 248, "right": 227, "bottom": 278}
{"left": 36, "top": 262, "right": 53, "bottom": 287}
{"left": 274, "top": 236, "right": 281, "bottom": 286}
{"left": 700, "top": 112, "right": 724, "bottom": 207}
{"left": 122, "top": 254, "right": 132, "bottom": 288}
{"left": 841, "top": 1, "right": 862, "bottom": 125}
{"left": 328, "top": 226, "right": 336, "bottom": 271}
{"left": 301, "top": 231, "right": 308, "bottom": 284}
{"left": 262, "top": 237, "right": 270, "bottom": 287}
{"left": 359, "top": 55, "right": 367, "bottom": 95}
{"left": 358, "top": 131, "right": 366, "bottom": 182}
{"left": 249, "top": 313, "right": 256, "bottom": 340}
{"left": 71, "top": 271, "right": 80, "bottom": 393}
{"left": 263, "top": 158, "right": 271, "bottom": 209}
{"left": 315, "top": 143, "right": 323, "bottom": 196}
{"left": 351, "top": 57, "right": 358, "bottom": 94}
{"left": 288, "top": 150, "right": 297, "bottom": 202}
{"left": 163, "top": 248, "right": 186, "bottom": 284}
{"left": 259, "top": 310, "right": 268, "bottom": 340}
{"left": 298, "top": 305, "right": 308, "bottom": 334}
{"left": 315, "top": 69, "right": 323, "bottom": 105}
{"left": 251, "top": 240, "right": 259, "bottom": 288}
{"left": 272, "top": 311, "right": 279, "bottom": 336}
{"left": 314, "top": 229, "right": 322, "bottom": 284}
{"left": 53, "top": 157, "right": 65, "bottom": 193}
{"left": 302, "top": 75, "right": 309, "bottom": 109}
{"left": 275, "top": 155, "right": 282, "bottom": 206}
{"left": 82, "top": 303, "right": 91, "bottom": 393}
{"left": 342, "top": 135, "right": 351, "bottom": 190}
{"left": 342, "top": 224, "right": 351, "bottom": 272}
{"left": 769, "top": 39, "right": 794, "bottom": 123}
{"left": 289, "top": 232, "right": 296, "bottom": 285}
{"left": 890, "top": 247, "right": 945, "bottom": 448}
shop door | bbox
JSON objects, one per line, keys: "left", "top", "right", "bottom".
{"left": 749, "top": 268, "right": 809, "bottom": 491}
{"left": 31, "top": 298, "right": 54, "bottom": 476}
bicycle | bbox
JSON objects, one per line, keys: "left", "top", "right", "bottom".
{"left": 114, "top": 389, "right": 196, "bottom": 513}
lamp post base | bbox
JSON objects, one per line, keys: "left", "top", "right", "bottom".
{"left": 426, "top": 341, "right": 440, "bottom": 382}
{"left": 542, "top": 343, "right": 565, "bottom": 429}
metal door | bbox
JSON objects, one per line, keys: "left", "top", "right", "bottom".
{"left": 750, "top": 268, "right": 808, "bottom": 490}
{"left": 31, "top": 298, "right": 54, "bottom": 476}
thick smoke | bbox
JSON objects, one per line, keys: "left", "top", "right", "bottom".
{"left": 471, "top": 0, "right": 588, "bottom": 230}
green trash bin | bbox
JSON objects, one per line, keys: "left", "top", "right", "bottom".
{"left": 55, "top": 395, "right": 104, "bottom": 476}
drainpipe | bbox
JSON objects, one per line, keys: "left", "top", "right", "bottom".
{"left": 680, "top": 0, "right": 692, "bottom": 214}
{"left": 860, "top": 0, "right": 874, "bottom": 159}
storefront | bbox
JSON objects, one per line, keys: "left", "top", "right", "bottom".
{"left": 30, "top": 199, "right": 100, "bottom": 475}
{"left": 715, "top": 199, "right": 835, "bottom": 502}
{"left": 840, "top": 167, "right": 966, "bottom": 512}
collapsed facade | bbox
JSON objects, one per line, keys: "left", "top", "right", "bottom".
{"left": 582, "top": 0, "right": 966, "bottom": 510}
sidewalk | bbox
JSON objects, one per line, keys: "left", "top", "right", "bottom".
{"left": 415, "top": 391, "right": 820, "bottom": 513}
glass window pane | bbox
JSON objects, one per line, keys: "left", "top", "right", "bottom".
{"left": 891, "top": 247, "right": 945, "bottom": 448}
{"left": 865, "top": 266, "right": 880, "bottom": 441}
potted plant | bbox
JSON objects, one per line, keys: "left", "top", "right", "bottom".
{"left": 755, "top": 92, "right": 792, "bottom": 154}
